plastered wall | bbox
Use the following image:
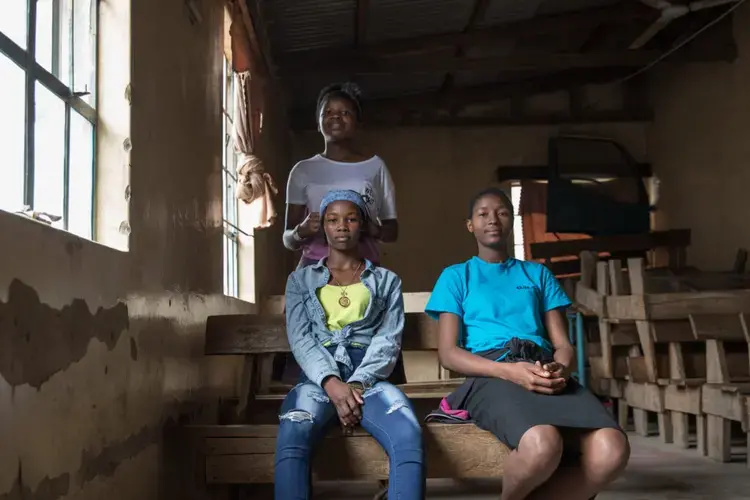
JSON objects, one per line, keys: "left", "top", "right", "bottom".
{"left": 649, "top": 3, "right": 750, "bottom": 270}
{"left": 0, "top": 0, "right": 291, "bottom": 498}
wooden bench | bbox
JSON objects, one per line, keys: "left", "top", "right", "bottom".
{"left": 188, "top": 312, "right": 510, "bottom": 495}
{"left": 689, "top": 313, "right": 750, "bottom": 463}
{"left": 578, "top": 254, "right": 750, "bottom": 462}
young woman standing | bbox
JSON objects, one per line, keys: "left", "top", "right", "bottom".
{"left": 282, "top": 82, "right": 398, "bottom": 268}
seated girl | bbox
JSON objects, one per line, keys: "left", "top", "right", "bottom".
{"left": 425, "top": 187, "right": 629, "bottom": 500}
{"left": 275, "top": 189, "right": 424, "bottom": 500}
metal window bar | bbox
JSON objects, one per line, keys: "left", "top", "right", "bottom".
{"left": 0, "top": 0, "right": 97, "bottom": 234}
{"left": 221, "top": 56, "right": 240, "bottom": 298}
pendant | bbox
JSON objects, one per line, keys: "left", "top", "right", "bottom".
{"left": 339, "top": 295, "right": 351, "bottom": 308}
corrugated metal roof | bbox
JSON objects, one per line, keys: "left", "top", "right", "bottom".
{"left": 355, "top": 73, "right": 445, "bottom": 99}
{"left": 477, "top": 0, "right": 620, "bottom": 27}
{"left": 285, "top": 73, "right": 445, "bottom": 111}
{"left": 536, "top": 0, "right": 620, "bottom": 16}
{"left": 453, "top": 69, "right": 503, "bottom": 87}
{"left": 256, "top": 0, "right": 655, "bottom": 112}
{"left": 262, "top": 0, "right": 356, "bottom": 54}
{"left": 477, "top": 0, "right": 545, "bottom": 26}
{"left": 365, "top": 0, "right": 475, "bottom": 43}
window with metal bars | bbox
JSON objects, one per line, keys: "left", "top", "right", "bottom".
{"left": 222, "top": 56, "right": 240, "bottom": 298}
{"left": 0, "top": 0, "right": 98, "bottom": 239}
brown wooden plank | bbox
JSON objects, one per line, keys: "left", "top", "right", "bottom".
{"left": 205, "top": 315, "right": 288, "bottom": 354}
{"left": 204, "top": 423, "right": 510, "bottom": 483}
{"left": 672, "top": 412, "right": 690, "bottom": 449}
{"left": 609, "top": 259, "right": 629, "bottom": 296}
{"left": 530, "top": 230, "right": 690, "bottom": 261}
{"left": 651, "top": 320, "right": 696, "bottom": 343}
{"left": 702, "top": 384, "right": 750, "bottom": 424}
{"left": 610, "top": 323, "right": 639, "bottom": 345}
{"left": 705, "top": 339, "right": 730, "bottom": 384}
{"left": 575, "top": 282, "right": 604, "bottom": 316}
{"left": 658, "top": 412, "right": 674, "bottom": 444}
{"left": 253, "top": 379, "right": 467, "bottom": 402}
{"left": 607, "top": 289, "right": 750, "bottom": 321}
{"left": 596, "top": 261, "right": 614, "bottom": 378}
{"left": 262, "top": 292, "right": 433, "bottom": 316}
{"left": 651, "top": 291, "right": 750, "bottom": 320}
{"left": 205, "top": 312, "right": 439, "bottom": 355}
{"left": 579, "top": 251, "right": 597, "bottom": 288}
{"left": 668, "top": 342, "right": 686, "bottom": 381}
{"left": 664, "top": 384, "right": 701, "bottom": 415}
{"left": 690, "top": 314, "right": 747, "bottom": 341}
{"left": 624, "top": 381, "right": 664, "bottom": 413}
{"left": 706, "top": 414, "right": 731, "bottom": 462}
{"left": 402, "top": 314, "right": 439, "bottom": 350}
{"left": 207, "top": 437, "right": 277, "bottom": 455}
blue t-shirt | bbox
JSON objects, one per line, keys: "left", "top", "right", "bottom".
{"left": 425, "top": 257, "right": 571, "bottom": 353}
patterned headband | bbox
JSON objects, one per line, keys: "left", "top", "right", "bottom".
{"left": 319, "top": 189, "right": 369, "bottom": 219}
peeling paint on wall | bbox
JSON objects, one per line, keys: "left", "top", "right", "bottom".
{"left": 0, "top": 424, "right": 163, "bottom": 500}
{"left": 76, "top": 425, "right": 160, "bottom": 486}
{"left": 0, "top": 467, "right": 69, "bottom": 500}
{"left": 0, "top": 280, "right": 129, "bottom": 389}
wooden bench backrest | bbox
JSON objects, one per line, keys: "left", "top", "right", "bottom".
{"left": 205, "top": 313, "right": 439, "bottom": 355}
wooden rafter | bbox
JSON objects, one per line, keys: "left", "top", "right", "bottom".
{"left": 439, "top": 0, "right": 491, "bottom": 102}
{"left": 290, "top": 108, "right": 654, "bottom": 130}
{"left": 355, "top": 0, "right": 368, "bottom": 46}
{"left": 288, "top": 67, "right": 655, "bottom": 130}
{"left": 282, "top": 49, "right": 665, "bottom": 76}
{"left": 465, "top": 0, "right": 491, "bottom": 34}
{"left": 291, "top": 67, "right": 636, "bottom": 117}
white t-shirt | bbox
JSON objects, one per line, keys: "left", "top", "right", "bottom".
{"left": 286, "top": 154, "right": 398, "bottom": 262}
{"left": 286, "top": 154, "right": 397, "bottom": 222}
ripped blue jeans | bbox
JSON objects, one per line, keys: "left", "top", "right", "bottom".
{"left": 274, "top": 348, "right": 424, "bottom": 500}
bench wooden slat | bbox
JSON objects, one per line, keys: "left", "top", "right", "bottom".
{"left": 198, "top": 423, "right": 509, "bottom": 483}
{"left": 252, "top": 379, "right": 466, "bottom": 401}
{"left": 205, "top": 312, "right": 439, "bottom": 355}
{"left": 206, "top": 315, "right": 287, "bottom": 354}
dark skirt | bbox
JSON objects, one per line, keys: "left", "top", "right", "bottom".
{"left": 445, "top": 339, "right": 622, "bottom": 457}
{"left": 464, "top": 376, "right": 621, "bottom": 451}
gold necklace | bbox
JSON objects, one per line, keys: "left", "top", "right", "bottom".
{"left": 330, "top": 261, "right": 363, "bottom": 308}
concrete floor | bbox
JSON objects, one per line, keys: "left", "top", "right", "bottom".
{"left": 312, "top": 434, "right": 750, "bottom": 499}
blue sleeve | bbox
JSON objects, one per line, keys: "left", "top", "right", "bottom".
{"left": 540, "top": 265, "right": 572, "bottom": 312}
{"left": 348, "top": 275, "right": 404, "bottom": 387}
{"left": 425, "top": 267, "right": 464, "bottom": 320}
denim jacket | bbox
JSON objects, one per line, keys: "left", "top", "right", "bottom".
{"left": 284, "top": 258, "right": 405, "bottom": 388}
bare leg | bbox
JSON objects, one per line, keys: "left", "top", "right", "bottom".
{"left": 500, "top": 425, "right": 563, "bottom": 500}
{"left": 527, "top": 428, "right": 630, "bottom": 500}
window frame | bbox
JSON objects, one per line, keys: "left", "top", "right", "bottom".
{"left": 222, "top": 56, "right": 240, "bottom": 298}
{"left": 511, "top": 184, "right": 525, "bottom": 261}
{"left": 0, "top": 0, "right": 98, "bottom": 236}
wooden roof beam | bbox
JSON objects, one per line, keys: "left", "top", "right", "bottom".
{"left": 281, "top": 49, "right": 664, "bottom": 76}
{"left": 289, "top": 68, "right": 637, "bottom": 118}
{"left": 439, "top": 0, "right": 491, "bottom": 103}
{"left": 290, "top": 108, "right": 653, "bottom": 130}
{"left": 355, "top": 0, "right": 368, "bottom": 46}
